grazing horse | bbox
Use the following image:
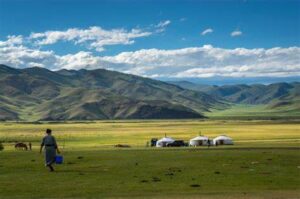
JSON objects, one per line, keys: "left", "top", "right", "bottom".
{"left": 15, "top": 143, "right": 28, "bottom": 151}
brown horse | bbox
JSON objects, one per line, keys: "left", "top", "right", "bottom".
{"left": 15, "top": 143, "right": 28, "bottom": 151}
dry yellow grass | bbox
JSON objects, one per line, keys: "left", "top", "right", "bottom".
{"left": 1, "top": 120, "right": 299, "bottom": 149}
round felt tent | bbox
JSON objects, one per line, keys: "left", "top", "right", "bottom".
{"left": 189, "top": 136, "right": 209, "bottom": 146}
{"left": 156, "top": 137, "right": 175, "bottom": 147}
{"left": 213, "top": 135, "right": 233, "bottom": 145}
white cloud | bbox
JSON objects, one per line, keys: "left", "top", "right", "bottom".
{"left": 59, "top": 51, "right": 104, "bottom": 70}
{"left": 101, "top": 45, "right": 300, "bottom": 78}
{"left": 29, "top": 26, "right": 153, "bottom": 52}
{"left": 201, "top": 28, "right": 213, "bottom": 36}
{"left": 0, "top": 44, "right": 59, "bottom": 69}
{"left": 29, "top": 24, "right": 171, "bottom": 52}
{"left": 0, "top": 35, "right": 23, "bottom": 46}
{"left": 231, "top": 30, "right": 242, "bottom": 37}
{"left": 155, "top": 20, "right": 171, "bottom": 28}
{"left": 155, "top": 20, "right": 171, "bottom": 33}
{"left": 1, "top": 34, "right": 299, "bottom": 79}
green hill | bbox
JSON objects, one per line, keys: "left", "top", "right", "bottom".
{"left": 0, "top": 65, "right": 226, "bottom": 121}
{"left": 169, "top": 81, "right": 300, "bottom": 118}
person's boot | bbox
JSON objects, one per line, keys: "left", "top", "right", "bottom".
{"left": 48, "top": 165, "right": 54, "bottom": 172}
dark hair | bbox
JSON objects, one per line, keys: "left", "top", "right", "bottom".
{"left": 46, "top": 129, "right": 52, "bottom": 134}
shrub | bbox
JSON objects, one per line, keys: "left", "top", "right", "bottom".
{"left": 0, "top": 142, "right": 4, "bottom": 151}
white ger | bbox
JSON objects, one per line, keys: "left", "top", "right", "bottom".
{"left": 156, "top": 137, "right": 175, "bottom": 147}
{"left": 189, "top": 135, "right": 209, "bottom": 146}
{"left": 213, "top": 135, "right": 233, "bottom": 145}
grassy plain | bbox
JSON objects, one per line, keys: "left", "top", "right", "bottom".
{"left": 206, "top": 104, "right": 300, "bottom": 120}
{"left": 0, "top": 120, "right": 300, "bottom": 198}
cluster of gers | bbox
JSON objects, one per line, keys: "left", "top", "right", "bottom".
{"left": 152, "top": 135, "right": 234, "bottom": 147}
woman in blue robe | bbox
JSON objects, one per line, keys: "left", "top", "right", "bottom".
{"left": 40, "top": 129, "right": 60, "bottom": 172}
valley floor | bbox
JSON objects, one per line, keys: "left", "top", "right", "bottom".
{"left": 205, "top": 104, "right": 300, "bottom": 120}
{"left": 0, "top": 120, "right": 299, "bottom": 198}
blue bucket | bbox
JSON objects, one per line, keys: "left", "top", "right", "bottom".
{"left": 55, "top": 155, "right": 63, "bottom": 164}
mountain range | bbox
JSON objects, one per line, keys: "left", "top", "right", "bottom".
{"left": 0, "top": 64, "right": 299, "bottom": 121}
{"left": 0, "top": 65, "right": 225, "bottom": 121}
{"left": 169, "top": 80, "right": 300, "bottom": 117}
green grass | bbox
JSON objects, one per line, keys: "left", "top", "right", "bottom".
{"left": 0, "top": 120, "right": 300, "bottom": 198}
{"left": 206, "top": 104, "right": 300, "bottom": 119}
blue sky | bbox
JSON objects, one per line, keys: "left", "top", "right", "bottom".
{"left": 0, "top": 0, "right": 299, "bottom": 84}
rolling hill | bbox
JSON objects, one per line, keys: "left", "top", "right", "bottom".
{"left": 169, "top": 81, "right": 300, "bottom": 118}
{"left": 0, "top": 65, "right": 226, "bottom": 121}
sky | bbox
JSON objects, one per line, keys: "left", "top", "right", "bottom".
{"left": 0, "top": 0, "right": 299, "bottom": 84}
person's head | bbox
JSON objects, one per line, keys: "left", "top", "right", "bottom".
{"left": 46, "top": 129, "right": 52, "bottom": 135}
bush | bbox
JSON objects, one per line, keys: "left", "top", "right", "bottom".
{"left": 0, "top": 142, "right": 4, "bottom": 151}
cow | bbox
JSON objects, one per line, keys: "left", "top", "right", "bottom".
{"left": 15, "top": 143, "right": 28, "bottom": 151}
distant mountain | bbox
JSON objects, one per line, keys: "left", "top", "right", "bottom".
{"left": 0, "top": 65, "right": 226, "bottom": 121}
{"left": 162, "top": 76, "right": 300, "bottom": 85}
{"left": 167, "top": 81, "right": 215, "bottom": 93}
{"left": 169, "top": 81, "right": 300, "bottom": 114}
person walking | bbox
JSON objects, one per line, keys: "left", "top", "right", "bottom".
{"left": 40, "top": 129, "right": 60, "bottom": 172}
{"left": 207, "top": 139, "right": 211, "bottom": 148}
{"left": 28, "top": 142, "right": 32, "bottom": 151}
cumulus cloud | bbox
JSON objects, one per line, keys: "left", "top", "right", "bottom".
{"left": 29, "top": 23, "right": 172, "bottom": 52}
{"left": 201, "top": 28, "right": 213, "bottom": 36}
{"left": 0, "top": 35, "right": 24, "bottom": 46}
{"left": 231, "top": 30, "right": 242, "bottom": 37}
{"left": 29, "top": 26, "right": 153, "bottom": 52}
{"left": 59, "top": 51, "right": 106, "bottom": 70}
{"left": 0, "top": 45, "right": 58, "bottom": 69}
{"left": 101, "top": 45, "right": 300, "bottom": 78}
{"left": 0, "top": 36, "right": 59, "bottom": 69}
{"left": 1, "top": 35, "right": 299, "bottom": 78}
